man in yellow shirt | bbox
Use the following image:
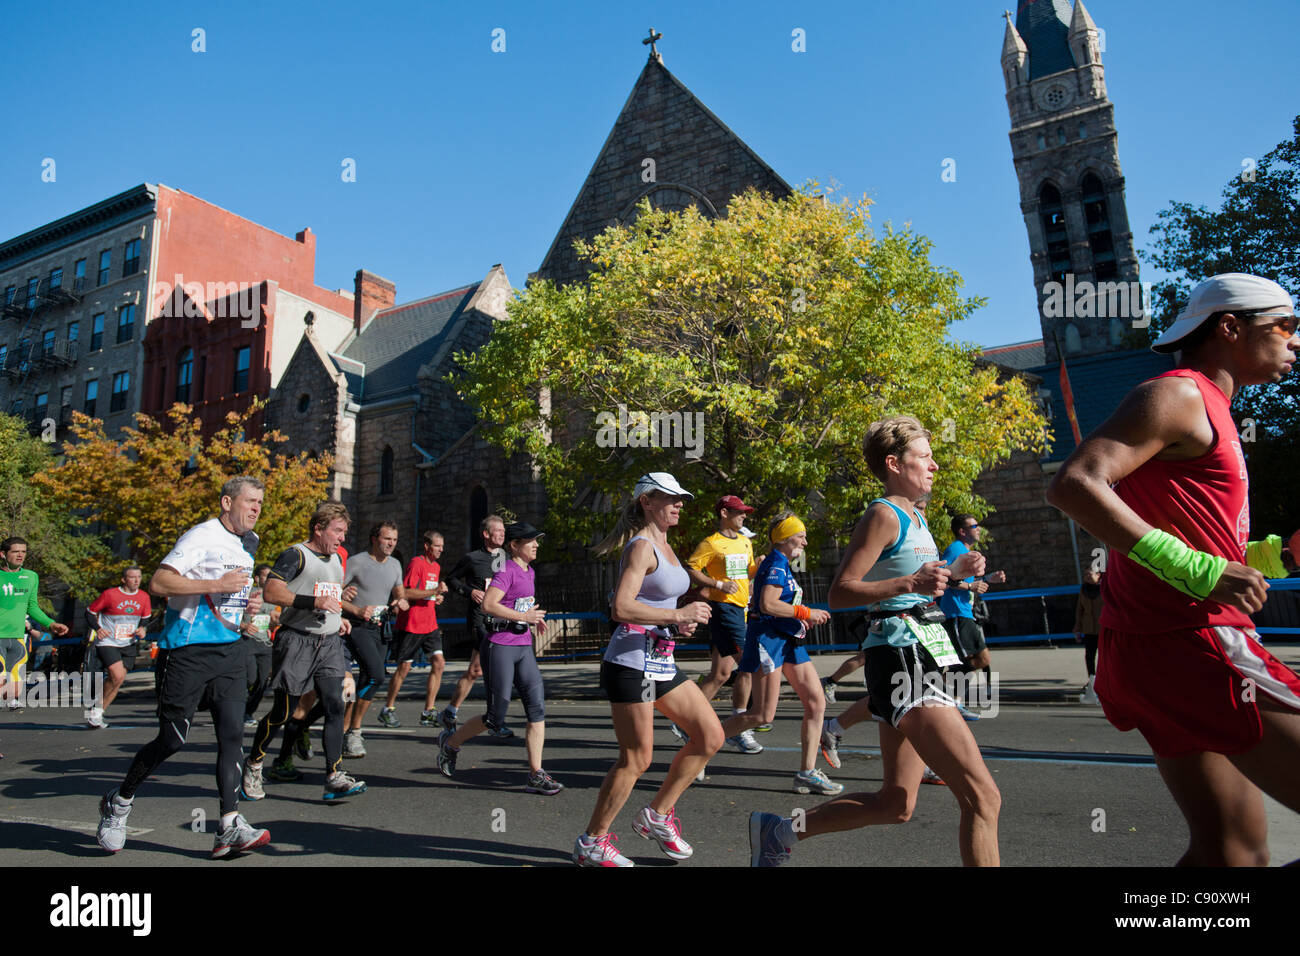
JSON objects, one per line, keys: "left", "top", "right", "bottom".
{"left": 687, "top": 495, "right": 762, "bottom": 754}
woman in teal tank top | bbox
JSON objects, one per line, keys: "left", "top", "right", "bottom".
{"left": 749, "top": 416, "right": 1002, "bottom": 867}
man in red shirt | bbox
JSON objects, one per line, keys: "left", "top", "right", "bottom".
{"left": 1048, "top": 273, "right": 1300, "bottom": 866}
{"left": 379, "top": 531, "right": 447, "bottom": 727}
{"left": 85, "top": 566, "right": 154, "bottom": 728}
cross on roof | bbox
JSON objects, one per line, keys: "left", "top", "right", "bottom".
{"left": 643, "top": 28, "right": 663, "bottom": 59}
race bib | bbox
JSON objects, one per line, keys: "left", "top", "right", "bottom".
{"left": 513, "top": 596, "right": 535, "bottom": 614}
{"left": 113, "top": 623, "right": 137, "bottom": 642}
{"left": 643, "top": 633, "right": 677, "bottom": 681}
{"left": 314, "top": 581, "right": 342, "bottom": 600}
{"left": 251, "top": 613, "right": 271, "bottom": 633}
{"left": 790, "top": 581, "right": 804, "bottom": 607}
{"left": 723, "top": 553, "right": 749, "bottom": 580}
{"left": 424, "top": 575, "right": 438, "bottom": 590}
{"left": 905, "top": 618, "right": 961, "bottom": 668}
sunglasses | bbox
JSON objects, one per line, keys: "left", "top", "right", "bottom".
{"left": 1248, "top": 312, "right": 1299, "bottom": 337}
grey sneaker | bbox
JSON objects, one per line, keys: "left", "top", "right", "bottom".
{"left": 489, "top": 722, "right": 515, "bottom": 739}
{"left": 821, "top": 678, "right": 838, "bottom": 704}
{"left": 211, "top": 813, "right": 270, "bottom": 858}
{"left": 377, "top": 706, "right": 400, "bottom": 728}
{"left": 793, "top": 768, "right": 843, "bottom": 795}
{"left": 322, "top": 771, "right": 368, "bottom": 801}
{"left": 525, "top": 769, "right": 564, "bottom": 795}
{"left": 241, "top": 761, "right": 265, "bottom": 801}
{"left": 343, "top": 729, "right": 366, "bottom": 758}
{"left": 438, "top": 708, "right": 458, "bottom": 733}
{"left": 419, "top": 710, "right": 438, "bottom": 727}
{"left": 820, "top": 722, "right": 842, "bottom": 770}
{"left": 96, "top": 789, "right": 133, "bottom": 853}
{"left": 436, "top": 729, "right": 458, "bottom": 778}
{"left": 726, "top": 730, "right": 763, "bottom": 754}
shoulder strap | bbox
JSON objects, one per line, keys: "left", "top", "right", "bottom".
{"left": 870, "top": 498, "right": 910, "bottom": 560}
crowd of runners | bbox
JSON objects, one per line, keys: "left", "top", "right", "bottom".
{"left": 2, "top": 273, "right": 1298, "bottom": 867}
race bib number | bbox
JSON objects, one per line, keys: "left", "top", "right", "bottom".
{"left": 513, "top": 596, "right": 535, "bottom": 614}
{"left": 905, "top": 618, "right": 961, "bottom": 668}
{"left": 643, "top": 633, "right": 677, "bottom": 681}
{"left": 314, "top": 581, "right": 342, "bottom": 600}
{"left": 724, "top": 553, "right": 749, "bottom": 580}
{"left": 790, "top": 581, "right": 804, "bottom": 607}
{"left": 424, "top": 575, "right": 438, "bottom": 590}
{"left": 113, "top": 623, "right": 137, "bottom": 642}
{"left": 251, "top": 613, "right": 271, "bottom": 633}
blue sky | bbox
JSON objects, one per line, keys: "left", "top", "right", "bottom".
{"left": 2, "top": 0, "right": 1296, "bottom": 348}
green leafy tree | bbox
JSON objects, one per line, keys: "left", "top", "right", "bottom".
{"left": 0, "top": 414, "right": 107, "bottom": 604}
{"left": 454, "top": 188, "right": 1049, "bottom": 554}
{"left": 33, "top": 401, "right": 332, "bottom": 581}
{"left": 1145, "top": 115, "right": 1299, "bottom": 534}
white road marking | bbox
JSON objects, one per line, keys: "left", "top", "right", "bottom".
{"left": 0, "top": 814, "right": 152, "bottom": 836}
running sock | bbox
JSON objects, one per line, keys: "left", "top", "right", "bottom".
{"left": 645, "top": 806, "right": 669, "bottom": 823}
{"left": 220, "top": 812, "right": 238, "bottom": 829}
{"left": 112, "top": 792, "right": 133, "bottom": 808}
{"left": 731, "top": 708, "right": 745, "bottom": 717}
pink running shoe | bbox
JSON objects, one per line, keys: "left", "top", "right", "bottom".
{"left": 633, "top": 805, "right": 693, "bottom": 861}
{"left": 573, "top": 832, "right": 634, "bottom": 867}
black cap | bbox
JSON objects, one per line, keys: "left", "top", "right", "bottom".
{"left": 505, "top": 522, "right": 545, "bottom": 542}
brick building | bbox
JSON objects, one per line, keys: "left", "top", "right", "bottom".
{"left": 0, "top": 183, "right": 354, "bottom": 446}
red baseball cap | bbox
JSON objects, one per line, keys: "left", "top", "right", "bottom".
{"left": 717, "top": 495, "right": 754, "bottom": 514}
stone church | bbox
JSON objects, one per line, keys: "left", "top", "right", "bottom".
{"left": 269, "top": 4, "right": 1176, "bottom": 640}
{"left": 266, "top": 43, "right": 793, "bottom": 646}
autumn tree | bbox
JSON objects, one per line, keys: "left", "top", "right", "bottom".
{"left": 1144, "top": 115, "right": 1299, "bottom": 533}
{"left": 454, "top": 188, "right": 1049, "bottom": 552}
{"left": 33, "top": 401, "right": 332, "bottom": 582}
{"left": 0, "top": 413, "right": 107, "bottom": 603}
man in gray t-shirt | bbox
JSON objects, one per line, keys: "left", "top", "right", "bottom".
{"left": 338, "top": 522, "right": 408, "bottom": 757}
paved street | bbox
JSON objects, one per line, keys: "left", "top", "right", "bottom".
{"left": 3, "top": 647, "right": 1298, "bottom": 867}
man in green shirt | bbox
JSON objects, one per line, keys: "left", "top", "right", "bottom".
{"left": 1, "top": 537, "right": 70, "bottom": 709}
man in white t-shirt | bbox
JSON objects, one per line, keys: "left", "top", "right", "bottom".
{"left": 96, "top": 476, "right": 271, "bottom": 859}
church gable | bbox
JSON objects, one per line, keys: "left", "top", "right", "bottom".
{"left": 536, "top": 53, "right": 792, "bottom": 286}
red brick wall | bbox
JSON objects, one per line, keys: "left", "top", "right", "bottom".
{"left": 142, "top": 187, "right": 354, "bottom": 435}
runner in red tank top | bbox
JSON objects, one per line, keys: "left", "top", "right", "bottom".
{"left": 1048, "top": 273, "right": 1300, "bottom": 866}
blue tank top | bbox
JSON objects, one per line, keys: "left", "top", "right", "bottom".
{"left": 862, "top": 499, "right": 940, "bottom": 649}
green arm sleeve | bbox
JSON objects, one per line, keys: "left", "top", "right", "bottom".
{"left": 1245, "top": 535, "right": 1286, "bottom": 579}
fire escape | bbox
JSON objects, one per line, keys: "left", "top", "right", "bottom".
{"left": 2, "top": 272, "right": 83, "bottom": 436}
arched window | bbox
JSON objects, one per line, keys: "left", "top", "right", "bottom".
{"left": 1081, "top": 173, "right": 1118, "bottom": 280}
{"left": 1065, "top": 323, "right": 1083, "bottom": 353}
{"left": 175, "top": 348, "right": 193, "bottom": 403}
{"left": 1037, "top": 132, "right": 1047, "bottom": 150}
{"left": 1109, "top": 318, "right": 1125, "bottom": 346}
{"left": 1039, "top": 184, "right": 1071, "bottom": 285}
{"left": 380, "top": 446, "right": 394, "bottom": 496}
{"left": 469, "top": 485, "right": 488, "bottom": 550}
{"left": 1057, "top": 127, "right": 1066, "bottom": 145}
{"left": 1077, "top": 121, "right": 1087, "bottom": 140}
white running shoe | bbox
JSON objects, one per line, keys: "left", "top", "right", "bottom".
{"left": 211, "top": 813, "right": 270, "bottom": 859}
{"left": 343, "top": 729, "right": 366, "bottom": 758}
{"left": 573, "top": 832, "right": 634, "bottom": 867}
{"left": 633, "top": 805, "right": 693, "bottom": 860}
{"left": 820, "top": 722, "right": 842, "bottom": 770}
{"left": 726, "top": 729, "right": 763, "bottom": 754}
{"left": 793, "top": 768, "right": 843, "bottom": 795}
{"left": 1081, "top": 677, "right": 1100, "bottom": 705}
{"left": 821, "top": 679, "right": 838, "bottom": 704}
{"left": 241, "top": 761, "right": 265, "bottom": 801}
{"left": 96, "top": 789, "right": 133, "bottom": 853}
